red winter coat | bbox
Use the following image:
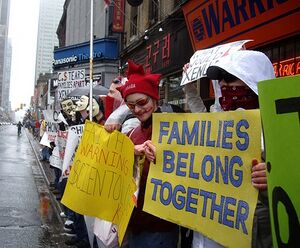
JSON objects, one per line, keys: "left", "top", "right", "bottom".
{"left": 128, "top": 119, "right": 177, "bottom": 234}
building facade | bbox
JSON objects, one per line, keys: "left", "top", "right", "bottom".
{"left": 32, "top": 0, "right": 64, "bottom": 119}
{"left": 120, "top": 0, "right": 300, "bottom": 110}
{"left": 35, "top": 0, "right": 300, "bottom": 113}
{"left": 182, "top": 0, "right": 300, "bottom": 99}
{"left": 120, "top": 0, "right": 207, "bottom": 111}
{"left": 0, "top": 0, "right": 11, "bottom": 111}
{"left": 34, "top": 0, "right": 65, "bottom": 83}
{"left": 2, "top": 38, "right": 11, "bottom": 111}
{"left": 52, "top": 0, "right": 121, "bottom": 110}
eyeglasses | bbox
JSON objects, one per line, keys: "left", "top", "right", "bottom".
{"left": 126, "top": 97, "right": 151, "bottom": 110}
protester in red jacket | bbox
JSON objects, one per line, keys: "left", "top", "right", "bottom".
{"left": 117, "top": 59, "right": 179, "bottom": 248}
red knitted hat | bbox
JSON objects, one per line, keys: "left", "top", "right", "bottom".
{"left": 117, "top": 59, "right": 161, "bottom": 100}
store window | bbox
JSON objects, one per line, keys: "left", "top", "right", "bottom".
{"left": 159, "top": 75, "right": 186, "bottom": 110}
{"left": 296, "top": 39, "right": 300, "bottom": 57}
{"left": 272, "top": 46, "right": 279, "bottom": 62}
{"left": 260, "top": 34, "right": 300, "bottom": 77}
{"left": 280, "top": 39, "right": 294, "bottom": 60}
{"left": 159, "top": 74, "right": 213, "bottom": 112}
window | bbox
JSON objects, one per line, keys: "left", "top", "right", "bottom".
{"left": 149, "top": 0, "right": 159, "bottom": 25}
{"left": 259, "top": 35, "right": 300, "bottom": 62}
{"left": 162, "top": 75, "right": 186, "bottom": 110}
{"left": 130, "top": 7, "right": 138, "bottom": 37}
{"left": 259, "top": 34, "right": 300, "bottom": 77}
{"left": 174, "top": 0, "right": 183, "bottom": 6}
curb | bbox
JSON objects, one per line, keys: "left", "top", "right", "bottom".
{"left": 25, "top": 130, "right": 65, "bottom": 226}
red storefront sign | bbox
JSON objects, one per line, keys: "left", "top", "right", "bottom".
{"left": 273, "top": 56, "right": 300, "bottom": 77}
{"left": 182, "top": 0, "right": 300, "bottom": 51}
{"left": 112, "top": 0, "right": 125, "bottom": 32}
{"left": 144, "top": 33, "right": 171, "bottom": 73}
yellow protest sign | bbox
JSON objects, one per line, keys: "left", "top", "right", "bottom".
{"left": 258, "top": 75, "right": 300, "bottom": 247}
{"left": 61, "top": 120, "right": 136, "bottom": 244}
{"left": 144, "top": 110, "right": 260, "bottom": 248}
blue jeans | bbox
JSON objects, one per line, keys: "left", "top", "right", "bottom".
{"left": 128, "top": 228, "right": 179, "bottom": 248}
{"left": 42, "top": 146, "right": 50, "bottom": 161}
{"left": 74, "top": 213, "right": 89, "bottom": 241}
{"left": 60, "top": 178, "right": 76, "bottom": 221}
{"left": 53, "top": 167, "right": 61, "bottom": 189}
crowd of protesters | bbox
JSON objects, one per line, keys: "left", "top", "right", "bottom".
{"left": 36, "top": 48, "right": 276, "bottom": 248}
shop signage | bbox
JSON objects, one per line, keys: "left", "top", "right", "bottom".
{"left": 124, "top": 24, "right": 193, "bottom": 75}
{"left": 53, "top": 52, "right": 104, "bottom": 66}
{"left": 112, "top": 0, "right": 125, "bottom": 32}
{"left": 53, "top": 38, "right": 118, "bottom": 67}
{"left": 53, "top": 55, "right": 78, "bottom": 66}
{"left": 145, "top": 33, "right": 171, "bottom": 73}
{"left": 57, "top": 69, "right": 86, "bottom": 87}
{"left": 273, "top": 56, "right": 300, "bottom": 77}
{"left": 56, "top": 69, "right": 86, "bottom": 101}
{"left": 182, "top": 0, "right": 300, "bottom": 50}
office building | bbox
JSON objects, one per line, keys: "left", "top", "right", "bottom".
{"left": 34, "top": 0, "right": 65, "bottom": 83}
{"left": 0, "top": 0, "right": 10, "bottom": 110}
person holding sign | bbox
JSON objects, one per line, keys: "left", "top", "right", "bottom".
{"left": 58, "top": 98, "right": 80, "bottom": 236}
{"left": 104, "top": 76, "right": 140, "bottom": 134}
{"left": 75, "top": 95, "right": 105, "bottom": 124}
{"left": 178, "top": 50, "right": 275, "bottom": 248}
{"left": 117, "top": 60, "right": 180, "bottom": 248}
{"left": 52, "top": 98, "right": 78, "bottom": 196}
{"left": 146, "top": 50, "right": 275, "bottom": 248}
{"left": 60, "top": 98, "right": 81, "bottom": 127}
{"left": 63, "top": 95, "right": 106, "bottom": 248}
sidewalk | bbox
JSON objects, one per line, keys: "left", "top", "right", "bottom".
{"left": 26, "top": 128, "right": 105, "bottom": 248}
{"left": 25, "top": 129, "right": 65, "bottom": 223}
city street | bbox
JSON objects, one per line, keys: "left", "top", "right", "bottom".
{"left": 0, "top": 125, "right": 70, "bottom": 247}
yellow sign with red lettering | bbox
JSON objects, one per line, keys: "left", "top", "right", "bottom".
{"left": 61, "top": 121, "right": 136, "bottom": 245}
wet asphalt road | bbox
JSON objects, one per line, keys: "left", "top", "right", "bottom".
{"left": 0, "top": 125, "right": 70, "bottom": 247}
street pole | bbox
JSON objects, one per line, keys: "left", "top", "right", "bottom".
{"left": 47, "top": 78, "right": 51, "bottom": 110}
{"left": 89, "top": 0, "right": 94, "bottom": 121}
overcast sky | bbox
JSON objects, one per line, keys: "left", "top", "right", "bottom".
{"left": 8, "top": 0, "right": 40, "bottom": 111}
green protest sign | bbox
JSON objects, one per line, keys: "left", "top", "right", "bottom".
{"left": 258, "top": 75, "right": 300, "bottom": 247}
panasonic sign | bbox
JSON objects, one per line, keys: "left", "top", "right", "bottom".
{"left": 53, "top": 55, "right": 78, "bottom": 66}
